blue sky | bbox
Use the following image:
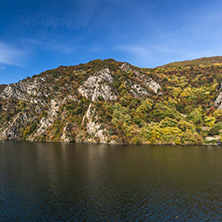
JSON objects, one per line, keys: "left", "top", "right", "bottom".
{"left": 0, "top": 0, "right": 222, "bottom": 84}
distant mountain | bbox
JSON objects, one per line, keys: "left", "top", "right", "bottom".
{"left": 1, "top": 57, "right": 222, "bottom": 145}
{"left": 159, "top": 56, "right": 222, "bottom": 68}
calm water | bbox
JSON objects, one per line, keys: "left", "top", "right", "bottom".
{"left": 0, "top": 142, "right": 222, "bottom": 221}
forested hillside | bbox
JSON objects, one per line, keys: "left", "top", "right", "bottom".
{"left": 1, "top": 57, "right": 222, "bottom": 145}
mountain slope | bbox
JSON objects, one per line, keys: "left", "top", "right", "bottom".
{"left": 159, "top": 56, "right": 222, "bottom": 68}
{"left": 1, "top": 57, "right": 222, "bottom": 144}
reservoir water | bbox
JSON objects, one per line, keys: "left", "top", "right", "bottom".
{"left": 0, "top": 142, "right": 222, "bottom": 221}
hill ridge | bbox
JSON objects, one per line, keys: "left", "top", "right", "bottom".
{"left": 1, "top": 57, "right": 222, "bottom": 145}
{"left": 158, "top": 56, "right": 222, "bottom": 68}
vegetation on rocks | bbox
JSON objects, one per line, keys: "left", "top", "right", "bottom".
{"left": 1, "top": 57, "right": 222, "bottom": 145}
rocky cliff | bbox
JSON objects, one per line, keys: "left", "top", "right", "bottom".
{"left": 0, "top": 84, "right": 7, "bottom": 93}
{"left": 1, "top": 58, "right": 222, "bottom": 144}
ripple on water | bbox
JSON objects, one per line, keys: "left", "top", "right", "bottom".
{"left": 0, "top": 143, "right": 222, "bottom": 221}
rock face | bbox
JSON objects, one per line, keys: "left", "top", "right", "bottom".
{"left": 30, "top": 99, "right": 63, "bottom": 141}
{"left": 131, "top": 84, "right": 150, "bottom": 97}
{"left": 82, "top": 103, "right": 108, "bottom": 143}
{"left": 120, "top": 63, "right": 133, "bottom": 72}
{"left": 0, "top": 112, "right": 30, "bottom": 140}
{"left": 215, "top": 91, "right": 222, "bottom": 109}
{"left": 0, "top": 84, "right": 7, "bottom": 93}
{"left": 133, "top": 70, "right": 161, "bottom": 94}
{"left": 1, "top": 77, "right": 51, "bottom": 101}
{"left": 145, "top": 79, "right": 161, "bottom": 94}
{"left": 1, "top": 82, "right": 29, "bottom": 100}
{"left": 78, "top": 68, "right": 117, "bottom": 101}
{"left": 60, "top": 122, "right": 70, "bottom": 142}
{"left": 120, "top": 63, "right": 161, "bottom": 94}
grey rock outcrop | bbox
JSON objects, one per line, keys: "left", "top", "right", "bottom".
{"left": 0, "top": 84, "right": 7, "bottom": 93}
{"left": 78, "top": 68, "right": 117, "bottom": 101}
{"left": 214, "top": 82, "right": 222, "bottom": 109}
{"left": 134, "top": 71, "right": 161, "bottom": 94}
{"left": 84, "top": 103, "right": 107, "bottom": 143}
{"left": 0, "top": 112, "right": 30, "bottom": 140}
{"left": 120, "top": 63, "right": 161, "bottom": 94}
{"left": 1, "top": 77, "right": 51, "bottom": 101}
{"left": 131, "top": 84, "right": 150, "bottom": 97}
{"left": 120, "top": 63, "right": 133, "bottom": 72}
{"left": 81, "top": 103, "right": 116, "bottom": 144}
{"left": 31, "top": 99, "right": 61, "bottom": 139}
{"left": 215, "top": 91, "right": 222, "bottom": 109}
{"left": 60, "top": 122, "right": 71, "bottom": 142}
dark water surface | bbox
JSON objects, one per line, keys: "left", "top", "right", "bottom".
{"left": 0, "top": 142, "right": 222, "bottom": 221}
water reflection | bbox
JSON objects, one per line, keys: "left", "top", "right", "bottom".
{"left": 0, "top": 142, "right": 222, "bottom": 221}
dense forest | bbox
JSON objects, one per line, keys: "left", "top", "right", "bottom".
{"left": 1, "top": 57, "right": 222, "bottom": 145}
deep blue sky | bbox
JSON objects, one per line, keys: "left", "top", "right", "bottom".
{"left": 0, "top": 0, "right": 222, "bottom": 84}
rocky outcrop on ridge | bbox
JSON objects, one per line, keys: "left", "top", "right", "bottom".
{"left": 78, "top": 68, "right": 117, "bottom": 101}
